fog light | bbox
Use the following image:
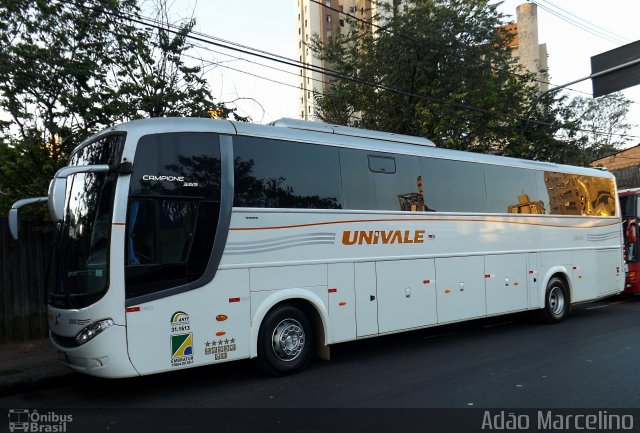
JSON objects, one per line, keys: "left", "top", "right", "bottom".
{"left": 75, "top": 319, "right": 114, "bottom": 345}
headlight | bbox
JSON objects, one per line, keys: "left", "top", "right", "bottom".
{"left": 75, "top": 319, "right": 114, "bottom": 345}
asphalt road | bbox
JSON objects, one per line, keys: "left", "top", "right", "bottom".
{"left": 2, "top": 296, "right": 639, "bottom": 412}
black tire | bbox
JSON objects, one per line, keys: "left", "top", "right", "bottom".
{"left": 256, "top": 305, "right": 314, "bottom": 376}
{"left": 538, "top": 277, "right": 569, "bottom": 323}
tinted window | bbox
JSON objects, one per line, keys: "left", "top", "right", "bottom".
{"left": 125, "top": 133, "right": 221, "bottom": 299}
{"left": 341, "top": 149, "right": 424, "bottom": 211}
{"left": 484, "top": 165, "right": 542, "bottom": 214}
{"left": 368, "top": 155, "right": 396, "bottom": 173}
{"left": 234, "top": 137, "right": 342, "bottom": 209}
{"left": 619, "top": 195, "right": 633, "bottom": 217}
{"left": 543, "top": 171, "right": 581, "bottom": 215}
{"left": 374, "top": 153, "right": 421, "bottom": 211}
{"left": 578, "top": 175, "right": 616, "bottom": 216}
{"left": 69, "top": 134, "right": 124, "bottom": 166}
{"left": 533, "top": 171, "right": 617, "bottom": 217}
{"left": 420, "top": 158, "right": 487, "bottom": 213}
{"left": 339, "top": 148, "right": 375, "bottom": 210}
{"left": 130, "top": 133, "right": 220, "bottom": 199}
{"left": 51, "top": 134, "right": 124, "bottom": 309}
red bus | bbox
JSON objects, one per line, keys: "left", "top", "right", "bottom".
{"left": 620, "top": 188, "right": 640, "bottom": 294}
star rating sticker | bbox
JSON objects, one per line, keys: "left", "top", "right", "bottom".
{"left": 205, "top": 341, "right": 211, "bottom": 347}
{"left": 230, "top": 338, "right": 235, "bottom": 344}
{"left": 224, "top": 339, "right": 229, "bottom": 344}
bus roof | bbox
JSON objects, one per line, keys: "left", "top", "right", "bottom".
{"left": 619, "top": 188, "right": 640, "bottom": 196}
{"left": 81, "top": 117, "right": 614, "bottom": 180}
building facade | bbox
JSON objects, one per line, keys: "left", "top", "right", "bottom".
{"left": 502, "top": 3, "right": 549, "bottom": 92}
{"left": 296, "top": 1, "right": 548, "bottom": 120}
{"left": 592, "top": 145, "right": 640, "bottom": 189}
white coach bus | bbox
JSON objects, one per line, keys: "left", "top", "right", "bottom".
{"left": 9, "top": 117, "right": 623, "bottom": 378}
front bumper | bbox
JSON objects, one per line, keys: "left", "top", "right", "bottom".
{"left": 51, "top": 324, "right": 139, "bottom": 378}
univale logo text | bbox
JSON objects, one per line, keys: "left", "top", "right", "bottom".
{"left": 342, "top": 230, "right": 425, "bottom": 245}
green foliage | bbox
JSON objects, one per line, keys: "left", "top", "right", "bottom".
{"left": 114, "top": 0, "right": 248, "bottom": 121}
{"left": 0, "top": 0, "right": 244, "bottom": 215}
{"left": 561, "top": 92, "right": 634, "bottom": 165}
{"left": 310, "top": 0, "right": 631, "bottom": 166}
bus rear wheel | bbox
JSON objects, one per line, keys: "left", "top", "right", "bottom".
{"left": 538, "top": 277, "right": 569, "bottom": 323}
{"left": 256, "top": 305, "right": 313, "bottom": 375}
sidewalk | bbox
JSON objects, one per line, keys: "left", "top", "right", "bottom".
{"left": 0, "top": 338, "right": 73, "bottom": 396}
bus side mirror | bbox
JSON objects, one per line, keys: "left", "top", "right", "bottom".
{"left": 47, "top": 164, "right": 112, "bottom": 223}
{"left": 627, "top": 219, "right": 637, "bottom": 243}
{"left": 8, "top": 197, "right": 48, "bottom": 240}
{"left": 48, "top": 177, "right": 67, "bottom": 223}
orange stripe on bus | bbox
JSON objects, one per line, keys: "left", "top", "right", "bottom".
{"left": 229, "top": 218, "right": 619, "bottom": 231}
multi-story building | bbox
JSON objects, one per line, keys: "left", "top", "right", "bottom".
{"left": 501, "top": 3, "right": 549, "bottom": 92}
{"left": 296, "top": 1, "right": 548, "bottom": 120}
{"left": 297, "top": 0, "right": 392, "bottom": 120}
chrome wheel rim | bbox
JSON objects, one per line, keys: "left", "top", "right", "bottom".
{"left": 549, "top": 286, "right": 565, "bottom": 317}
{"left": 272, "top": 318, "right": 305, "bottom": 362}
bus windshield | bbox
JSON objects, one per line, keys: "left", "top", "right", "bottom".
{"left": 49, "top": 134, "right": 124, "bottom": 309}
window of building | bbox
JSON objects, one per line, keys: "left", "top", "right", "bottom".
{"left": 326, "top": 15, "right": 331, "bottom": 23}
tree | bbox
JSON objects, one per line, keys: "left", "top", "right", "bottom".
{"left": 0, "top": 0, "right": 142, "bottom": 213}
{"left": 0, "top": 0, "right": 243, "bottom": 214}
{"left": 0, "top": 0, "right": 141, "bottom": 158}
{"left": 309, "top": 0, "right": 585, "bottom": 161}
{"left": 560, "top": 92, "right": 635, "bottom": 165}
{"left": 114, "top": 0, "right": 248, "bottom": 121}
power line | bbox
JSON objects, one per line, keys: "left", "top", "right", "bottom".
{"left": 52, "top": 0, "right": 640, "bottom": 140}
{"left": 308, "top": 0, "right": 545, "bottom": 85}
{"left": 534, "top": 0, "right": 630, "bottom": 45}
{"left": 182, "top": 52, "right": 300, "bottom": 91}
{"left": 186, "top": 42, "right": 330, "bottom": 88}
{"left": 69, "top": 0, "right": 551, "bottom": 124}
{"left": 310, "top": 0, "right": 640, "bottom": 107}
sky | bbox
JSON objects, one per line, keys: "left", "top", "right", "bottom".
{"left": 166, "top": 1, "right": 640, "bottom": 141}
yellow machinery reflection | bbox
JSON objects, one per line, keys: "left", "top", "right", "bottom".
{"left": 544, "top": 172, "right": 615, "bottom": 216}
{"left": 508, "top": 194, "right": 545, "bottom": 214}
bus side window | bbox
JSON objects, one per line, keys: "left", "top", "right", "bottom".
{"left": 419, "top": 158, "right": 487, "bottom": 213}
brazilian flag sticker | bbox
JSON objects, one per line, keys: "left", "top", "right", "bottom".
{"left": 171, "top": 333, "right": 194, "bottom": 367}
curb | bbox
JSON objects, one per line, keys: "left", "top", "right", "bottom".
{"left": 0, "top": 368, "right": 75, "bottom": 397}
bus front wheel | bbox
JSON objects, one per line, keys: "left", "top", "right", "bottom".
{"left": 538, "top": 277, "right": 569, "bottom": 323}
{"left": 256, "top": 305, "right": 314, "bottom": 375}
